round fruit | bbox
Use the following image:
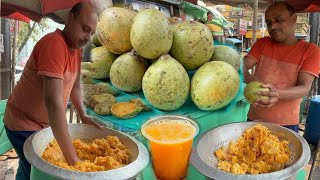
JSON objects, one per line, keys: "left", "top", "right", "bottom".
{"left": 91, "top": 33, "right": 102, "bottom": 46}
{"left": 191, "top": 61, "right": 240, "bottom": 111}
{"left": 244, "top": 81, "right": 270, "bottom": 104}
{"left": 142, "top": 54, "right": 189, "bottom": 111}
{"left": 90, "top": 46, "right": 118, "bottom": 79}
{"left": 130, "top": 9, "right": 173, "bottom": 59}
{"left": 210, "top": 45, "right": 241, "bottom": 70}
{"left": 96, "top": 7, "right": 136, "bottom": 54}
{"left": 170, "top": 21, "right": 214, "bottom": 70}
{"left": 110, "top": 51, "right": 148, "bottom": 92}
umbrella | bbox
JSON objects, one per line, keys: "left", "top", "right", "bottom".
{"left": 203, "top": 0, "right": 320, "bottom": 13}
{"left": 179, "top": 1, "right": 233, "bottom": 29}
{"left": 4, "top": 12, "right": 31, "bottom": 23}
{"left": 179, "top": 1, "right": 209, "bottom": 20}
{"left": 1, "top": 0, "right": 113, "bottom": 23}
{"left": 226, "top": 38, "right": 242, "bottom": 44}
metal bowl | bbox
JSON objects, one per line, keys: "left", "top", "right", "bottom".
{"left": 191, "top": 121, "right": 310, "bottom": 180}
{"left": 24, "top": 124, "right": 149, "bottom": 180}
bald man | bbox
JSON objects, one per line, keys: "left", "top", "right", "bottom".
{"left": 244, "top": 2, "right": 320, "bottom": 132}
{"left": 4, "top": 3, "right": 101, "bottom": 180}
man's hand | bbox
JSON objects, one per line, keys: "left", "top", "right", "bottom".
{"left": 70, "top": 74, "right": 103, "bottom": 130}
{"left": 43, "top": 76, "right": 80, "bottom": 166}
{"left": 254, "top": 84, "right": 279, "bottom": 109}
{"left": 80, "top": 114, "right": 103, "bottom": 129}
{"left": 69, "top": 156, "right": 80, "bottom": 165}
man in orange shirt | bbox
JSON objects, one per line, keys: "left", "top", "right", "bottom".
{"left": 4, "top": 2, "right": 101, "bottom": 180}
{"left": 244, "top": 2, "right": 320, "bottom": 132}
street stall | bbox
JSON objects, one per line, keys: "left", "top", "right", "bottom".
{"left": 1, "top": 0, "right": 320, "bottom": 180}
{"left": 179, "top": 1, "right": 235, "bottom": 46}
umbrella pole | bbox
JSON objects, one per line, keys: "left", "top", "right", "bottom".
{"left": 308, "top": 13, "right": 320, "bottom": 96}
{"left": 0, "top": 0, "right": 2, "bottom": 96}
{"left": 252, "top": 0, "right": 259, "bottom": 44}
{"left": 11, "top": 20, "right": 18, "bottom": 90}
{"left": 0, "top": 19, "right": 11, "bottom": 99}
{"left": 304, "top": 13, "right": 320, "bottom": 114}
{"left": 250, "top": 0, "right": 259, "bottom": 75}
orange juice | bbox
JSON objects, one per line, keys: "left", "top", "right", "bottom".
{"left": 141, "top": 116, "right": 199, "bottom": 180}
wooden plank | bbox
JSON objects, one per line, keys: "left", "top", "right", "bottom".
{"left": 309, "top": 139, "right": 320, "bottom": 180}
{"left": 69, "top": 104, "right": 74, "bottom": 123}
{"left": 76, "top": 114, "right": 80, "bottom": 124}
{"left": 0, "top": 19, "right": 12, "bottom": 99}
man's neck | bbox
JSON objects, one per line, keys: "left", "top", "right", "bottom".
{"left": 279, "top": 36, "right": 299, "bottom": 45}
{"left": 62, "top": 29, "right": 75, "bottom": 51}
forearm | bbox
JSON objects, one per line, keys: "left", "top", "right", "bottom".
{"left": 69, "top": 76, "right": 102, "bottom": 129}
{"left": 45, "top": 101, "right": 78, "bottom": 165}
{"left": 70, "top": 84, "right": 87, "bottom": 118}
{"left": 244, "top": 70, "right": 255, "bottom": 84}
{"left": 278, "top": 85, "right": 310, "bottom": 100}
{"left": 70, "top": 74, "right": 87, "bottom": 118}
{"left": 243, "top": 56, "right": 258, "bottom": 84}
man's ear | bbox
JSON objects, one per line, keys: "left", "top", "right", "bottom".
{"left": 66, "top": 13, "right": 74, "bottom": 25}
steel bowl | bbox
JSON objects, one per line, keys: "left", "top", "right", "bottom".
{"left": 191, "top": 121, "right": 310, "bottom": 180}
{"left": 24, "top": 124, "right": 149, "bottom": 180}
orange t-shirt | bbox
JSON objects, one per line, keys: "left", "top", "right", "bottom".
{"left": 4, "top": 29, "right": 81, "bottom": 131}
{"left": 245, "top": 37, "right": 320, "bottom": 125}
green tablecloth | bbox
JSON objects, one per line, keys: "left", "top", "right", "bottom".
{"left": 87, "top": 87, "right": 250, "bottom": 142}
{"left": 90, "top": 98, "right": 305, "bottom": 180}
{"left": 88, "top": 82, "right": 252, "bottom": 179}
{"left": 0, "top": 99, "right": 13, "bottom": 155}
{"left": 86, "top": 66, "right": 257, "bottom": 179}
{"left": 142, "top": 163, "right": 306, "bottom": 180}
{"left": 87, "top": 68, "right": 249, "bottom": 141}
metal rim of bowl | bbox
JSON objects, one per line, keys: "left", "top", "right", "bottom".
{"left": 23, "top": 124, "right": 149, "bottom": 180}
{"left": 141, "top": 115, "right": 200, "bottom": 144}
{"left": 191, "top": 121, "right": 311, "bottom": 180}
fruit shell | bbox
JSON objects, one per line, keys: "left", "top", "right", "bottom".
{"left": 111, "top": 102, "right": 143, "bottom": 119}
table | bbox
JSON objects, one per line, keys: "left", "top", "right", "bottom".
{"left": 88, "top": 82, "right": 251, "bottom": 179}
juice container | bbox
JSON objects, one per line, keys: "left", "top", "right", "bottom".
{"left": 141, "top": 115, "right": 199, "bottom": 180}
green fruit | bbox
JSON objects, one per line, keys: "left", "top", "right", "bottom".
{"left": 81, "top": 62, "right": 92, "bottom": 70}
{"left": 142, "top": 54, "right": 190, "bottom": 111}
{"left": 81, "top": 84, "right": 101, "bottom": 104}
{"left": 91, "top": 33, "right": 102, "bottom": 46}
{"left": 91, "top": 46, "right": 117, "bottom": 62}
{"left": 90, "top": 46, "right": 118, "bottom": 79}
{"left": 94, "top": 101, "right": 114, "bottom": 116}
{"left": 210, "top": 45, "right": 241, "bottom": 71}
{"left": 191, "top": 61, "right": 240, "bottom": 111}
{"left": 80, "top": 69, "right": 94, "bottom": 84}
{"left": 170, "top": 21, "right": 214, "bottom": 70}
{"left": 96, "top": 7, "right": 136, "bottom": 54}
{"left": 244, "top": 81, "right": 270, "bottom": 104}
{"left": 88, "top": 93, "right": 116, "bottom": 109}
{"left": 94, "top": 82, "right": 119, "bottom": 96}
{"left": 110, "top": 51, "right": 147, "bottom": 92}
{"left": 130, "top": 9, "right": 173, "bottom": 59}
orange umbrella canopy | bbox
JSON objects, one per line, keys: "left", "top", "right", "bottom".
{"left": 5, "top": 12, "right": 31, "bottom": 23}
{"left": 1, "top": 0, "right": 112, "bottom": 23}
{"left": 264, "top": 0, "right": 320, "bottom": 12}
{"left": 203, "top": 0, "right": 320, "bottom": 13}
{"left": 2, "top": 0, "right": 320, "bottom": 23}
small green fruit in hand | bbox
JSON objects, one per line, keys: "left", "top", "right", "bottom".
{"left": 244, "top": 81, "right": 270, "bottom": 104}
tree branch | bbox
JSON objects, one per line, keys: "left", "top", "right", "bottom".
{"left": 18, "top": 22, "right": 37, "bottom": 53}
